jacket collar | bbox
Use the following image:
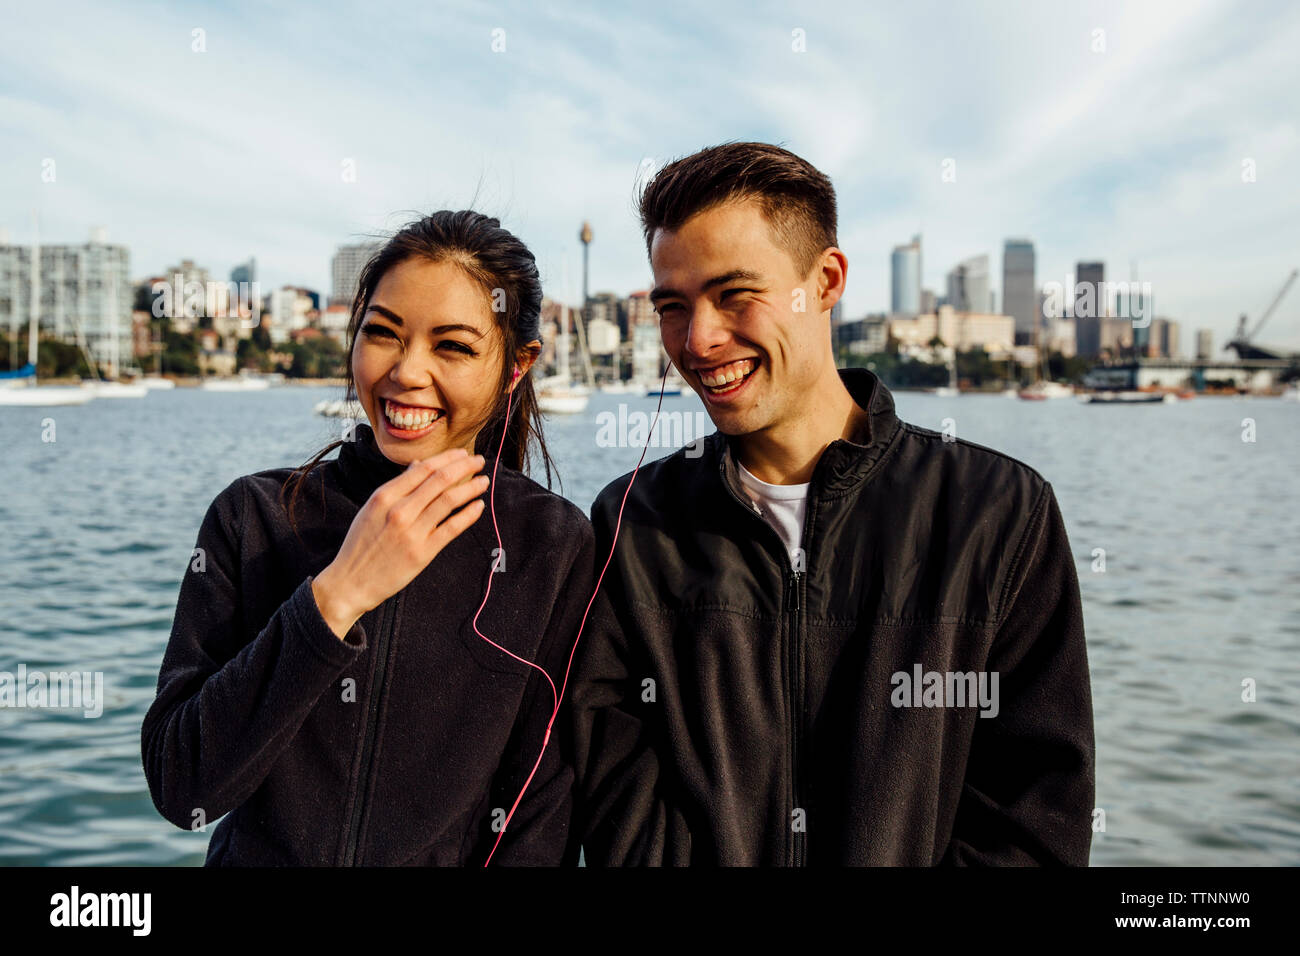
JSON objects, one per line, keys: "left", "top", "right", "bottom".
{"left": 337, "top": 422, "right": 407, "bottom": 502}
{"left": 716, "top": 366, "right": 901, "bottom": 500}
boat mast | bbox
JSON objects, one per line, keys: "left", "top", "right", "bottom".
{"left": 28, "top": 214, "right": 39, "bottom": 369}
{"left": 557, "top": 302, "right": 571, "bottom": 381}
{"left": 1034, "top": 298, "right": 1045, "bottom": 384}
{"left": 108, "top": 265, "right": 119, "bottom": 380}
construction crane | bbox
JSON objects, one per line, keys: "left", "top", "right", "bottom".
{"left": 1225, "top": 269, "right": 1298, "bottom": 360}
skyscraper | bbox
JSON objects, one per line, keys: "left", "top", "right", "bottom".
{"left": 1073, "top": 261, "right": 1106, "bottom": 357}
{"left": 331, "top": 243, "right": 381, "bottom": 307}
{"left": 1002, "top": 240, "right": 1036, "bottom": 343}
{"left": 1075, "top": 262, "right": 1105, "bottom": 318}
{"left": 230, "top": 257, "right": 256, "bottom": 287}
{"left": 946, "top": 254, "right": 989, "bottom": 314}
{"left": 1196, "top": 328, "right": 1213, "bottom": 360}
{"left": 890, "top": 235, "right": 921, "bottom": 315}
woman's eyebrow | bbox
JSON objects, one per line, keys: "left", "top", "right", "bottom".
{"left": 364, "top": 304, "right": 484, "bottom": 337}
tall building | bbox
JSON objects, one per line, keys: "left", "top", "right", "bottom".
{"left": 945, "top": 254, "right": 989, "bottom": 315}
{"left": 1002, "top": 240, "right": 1035, "bottom": 345}
{"left": 330, "top": 242, "right": 381, "bottom": 307}
{"left": 231, "top": 257, "right": 256, "bottom": 287}
{"left": 1075, "top": 262, "right": 1105, "bottom": 318}
{"left": 1072, "top": 261, "right": 1107, "bottom": 357}
{"left": 1152, "top": 317, "right": 1180, "bottom": 359}
{"left": 0, "top": 229, "right": 132, "bottom": 375}
{"left": 890, "top": 235, "right": 922, "bottom": 315}
{"left": 1196, "top": 329, "right": 1213, "bottom": 359}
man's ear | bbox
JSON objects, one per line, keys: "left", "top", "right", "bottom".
{"left": 817, "top": 247, "right": 848, "bottom": 315}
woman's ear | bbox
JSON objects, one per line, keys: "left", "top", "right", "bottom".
{"left": 507, "top": 341, "right": 542, "bottom": 393}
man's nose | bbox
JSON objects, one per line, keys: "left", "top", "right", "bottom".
{"left": 683, "top": 303, "right": 731, "bottom": 358}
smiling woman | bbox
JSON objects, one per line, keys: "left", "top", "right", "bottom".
{"left": 354, "top": 259, "right": 526, "bottom": 452}
{"left": 141, "top": 211, "right": 595, "bottom": 866}
{"left": 303, "top": 213, "right": 554, "bottom": 480}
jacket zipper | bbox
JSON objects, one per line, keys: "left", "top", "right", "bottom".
{"left": 340, "top": 595, "right": 397, "bottom": 866}
{"left": 719, "top": 457, "right": 809, "bottom": 867}
{"left": 788, "top": 566, "right": 803, "bottom": 867}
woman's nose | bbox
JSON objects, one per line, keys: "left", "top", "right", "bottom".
{"left": 389, "top": 346, "right": 434, "bottom": 388}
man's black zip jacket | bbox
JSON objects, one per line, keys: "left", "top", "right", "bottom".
{"left": 570, "top": 367, "right": 1096, "bottom": 865}
{"left": 141, "top": 422, "right": 591, "bottom": 865}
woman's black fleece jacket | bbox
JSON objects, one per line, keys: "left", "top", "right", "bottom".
{"left": 141, "top": 422, "right": 594, "bottom": 866}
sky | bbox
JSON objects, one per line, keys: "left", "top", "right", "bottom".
{"left": 2, "top": 0, "right": 1298, "bottom": 352}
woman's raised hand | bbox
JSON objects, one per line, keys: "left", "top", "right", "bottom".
{"left": 311, "top": 448, "right": 489, "bottom": 639}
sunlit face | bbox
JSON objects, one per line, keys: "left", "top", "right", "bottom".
{"left": 649, "top": 198, "right": 831, "bottom": 437}
{"left": 352, "top": 257, "right": 529, "bottom": 466}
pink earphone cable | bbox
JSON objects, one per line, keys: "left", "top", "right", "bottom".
{"left": 475, "top": 364, "right": 673, "bottom": 866}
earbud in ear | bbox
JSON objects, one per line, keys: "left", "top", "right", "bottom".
{"left": 512, "top": 366, "right": 522, "bottom": 382}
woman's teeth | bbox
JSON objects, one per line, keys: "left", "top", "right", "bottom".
{"left": 383, "top": 398, "right": 443, "bottom": 430}
{"left": 700, "top": 359, "right": 757, "bottom": 391}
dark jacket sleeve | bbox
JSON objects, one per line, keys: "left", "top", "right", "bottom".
{"left": 478, "top": 514, "right": 596, "bottom": 867}
{"left": 941, "top": 481, "right": 1096, "bottom": 865}
{"left": 568, "top": 487, "right": 690, "bottom": 866}
{"left": 140, "top": 477, "right": 367, "bottom": 830}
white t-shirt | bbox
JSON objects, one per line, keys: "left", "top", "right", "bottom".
{"left": 737, "top": 461, "right": 810, "bottom": 569}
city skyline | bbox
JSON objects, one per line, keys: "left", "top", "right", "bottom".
{"left": 2, "top": 0, "right": 1298, "bottom": 350}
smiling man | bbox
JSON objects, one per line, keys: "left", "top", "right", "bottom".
{"left": 570, "top": 142, "right": 1096, "bottom": 865}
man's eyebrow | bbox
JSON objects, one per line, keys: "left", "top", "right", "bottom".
{"left": 649, "top": 269, "right": 765, "bottom": 303}
{"left": 363, "top": 304, "right": 484, "bottom": 337}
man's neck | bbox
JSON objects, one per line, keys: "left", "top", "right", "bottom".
{"left": 735, "top": 369, "right": 870, "bottom": 485}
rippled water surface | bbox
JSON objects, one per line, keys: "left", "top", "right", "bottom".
{"left": 1, "top": 385, "right": 1296, "bottom": 865}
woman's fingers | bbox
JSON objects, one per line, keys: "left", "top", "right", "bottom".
{"left": 386, "top": 453, "right": 485, "bottom": 528}
{"left": 426, "top": 497, "right": 486, "bottom": 557}
{"left": 372, "top": 447, "right": 471, "bottom": 511}
{"left": 413, "top": 471, "right": 490, "bottom": 543}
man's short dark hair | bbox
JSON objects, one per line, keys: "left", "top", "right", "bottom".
{"left": 638, "top": 141, "right": 838, "bottom": 279}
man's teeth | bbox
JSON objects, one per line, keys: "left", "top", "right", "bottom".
{"left": 384, "top": 399, "right": 443, "bottom": 429}
{"left": 700, "top": 359, "right": 757, "bottom": 389}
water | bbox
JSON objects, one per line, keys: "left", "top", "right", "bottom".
{"left": 0, "top": 384, "right": 1296, "bottom": 866}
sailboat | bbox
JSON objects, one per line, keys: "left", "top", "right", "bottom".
{"left": 537, "top": 302, "right": 590, "bottom": 414}
{"left": 931, "top": 346, "right": 959, "bottom": 397}
{"left": 201, "top": 370, "right": 273, "bottom": 391}
{"left": 1001, "top": 352, "right": 1019, "bottom": 397}
{"left": 81, "top": 268, "right": 146, "bottom": 398}
{"left": 0, "top": 221, "right": 93, "bottom": 406}
{"left": 1018, "top": 317, "right": 1072, "bottom": 399}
